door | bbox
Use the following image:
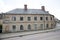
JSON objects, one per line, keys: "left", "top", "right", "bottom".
{"left": 0, "top": 25, "right": 2, "bottom": 33}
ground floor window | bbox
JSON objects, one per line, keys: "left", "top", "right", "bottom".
{"left": 40, "top": 24, "right": 43, "bottom": 29}
{"left": 12, "top": 25, "right": 16, "bottom": 30}
{"left": 20, "top": 25, "right": 23, "bottom": 30}
{"left": 46, "top": 24, "right": 49, "bottom": 29}
{"left": 28, "top": 24, "right": 31, "bottom": 30}
{"left": 34, "top": 24, "right": 37, "bottom": 30}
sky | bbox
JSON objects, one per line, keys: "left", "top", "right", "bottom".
{"left": 0, "top": 0, "right": 60, "bottom": 20}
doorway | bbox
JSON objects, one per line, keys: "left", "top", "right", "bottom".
{"left": 0, "top": 25, "right": 2, "bottom": 33}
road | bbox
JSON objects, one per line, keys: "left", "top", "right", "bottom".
{"left": 1, "top": 30, "right": 60, "bottom": 40}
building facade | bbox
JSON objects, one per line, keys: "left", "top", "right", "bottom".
{"left": 0, "top": 5, "right": 55, "bottom": 33}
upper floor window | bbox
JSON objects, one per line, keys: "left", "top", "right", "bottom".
{"left": 28, "top": 17, "right": 31, "bottom": 21}
{"left": 12, "top": 16, "right": 16, "bottom": 21}
{"left": 20, "top": 17, "right": 23, "bottom": 21}
{"left": 51, "top": 17, "right": 52, "bottom": 20}
{"left": 34, "top": 17, "right": 37, "bottom": 21}
{"left": 46, "top": 17, "right": 48, "bottom": 20}
{"left": 40, "top": 17, "right": 43, "bottom": 20}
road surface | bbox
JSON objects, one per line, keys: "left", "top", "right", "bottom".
{"left": 1, "top": 30, "right": 60, "bottom": 40}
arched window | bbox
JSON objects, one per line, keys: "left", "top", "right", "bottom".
{"left": 34, "top": 24, "right": 37, "bottom": 30}
{"left": 28, "top": 24, "right": 31, "bottom": 30}
{"left": 20, "top": 25, "right": 23, "bottom": 30}
{"left": 46, "top": 24, "right": 49, "bottom": 29}
{"left": 40, "top": 24, "right": 43, "bottom": 29}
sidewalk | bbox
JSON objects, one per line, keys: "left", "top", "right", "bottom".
{"left": 0, "top": 28, "right": 60, "bottom": 39}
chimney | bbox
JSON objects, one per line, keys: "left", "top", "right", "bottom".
{"left": 41, "top": 6, "right": 45, "bottom": 11}
{"left": 24, "top": 4, "right": 27, "bottom": 10}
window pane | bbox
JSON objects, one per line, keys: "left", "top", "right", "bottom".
{"left": 40, "top": 24, "right": 43, "bottom": 29}
{"left": 12, "top": 25, "right": 16, "bottom": 30}
{"left": 20, "top": 17, "right": 23, "bottom": 21}
{"left": 34, "top": 17, "right": 37, "bottom": 21}
{"left": 20, "top": 25, "right": 23, "bottom": 30}
{"left": 12, "top": 16, "right": 16, "bottom": 21}
{"left": 34, "top": 24, "right": 37, "bottom": 30}
{"left": 40, "top": 17, "right": 43, "bottom": 20}
{"left": 28, "top": 17, "right": 31, "bottom": 21}
{"left": 46, "top": 17, "right": 48, "bottom": 20}
{"left": 28, "top": 24, "right": 31, "bottom": 30}
{"left": 51, "top": 17, "right": 52, "bottom": 20}
{"left": 46, "top": 24, "right": 49, "bottom": 28}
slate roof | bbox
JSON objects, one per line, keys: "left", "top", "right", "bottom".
{"left": 6, "top": 8, "right": 50, "bottom": 14}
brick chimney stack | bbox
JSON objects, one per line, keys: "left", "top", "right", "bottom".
{"left": 41, "top": 6, "right": 45, "bottom": 11}
{"left": 24, "top": 4, "right": 27, "bottom": 10}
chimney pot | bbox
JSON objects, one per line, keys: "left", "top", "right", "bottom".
{"left": 24, "top": 4, "right": 27, "bottom": 10}
{"left": 41, "top": 6, "right": 45, "bottom": 11}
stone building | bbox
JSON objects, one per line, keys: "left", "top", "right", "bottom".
{"left": 0, "top": 4, "right": 55, "bottom": 33}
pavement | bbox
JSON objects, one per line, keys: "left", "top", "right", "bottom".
{"left": 0, "top": 28, "right": 60, "bottom": 39}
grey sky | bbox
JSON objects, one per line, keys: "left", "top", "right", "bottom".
{"left": 0, "top": 0, "right": 60, "bottom": 19}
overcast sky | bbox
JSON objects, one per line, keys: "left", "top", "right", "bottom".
{"left": 0, "top": 0, "right": 60, "bottom": 20}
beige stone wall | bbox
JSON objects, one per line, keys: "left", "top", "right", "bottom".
{"left": 2, "top": 14, "right": 55, "bottom": 32}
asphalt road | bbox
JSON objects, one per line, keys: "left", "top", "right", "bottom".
{"left": 1, "top": 30, "right": 60, "bottom": 40}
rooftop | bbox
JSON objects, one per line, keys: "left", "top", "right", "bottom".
{"left": 6, "top": 8, "right": 49, "bottom": 14}
{"left": 5, "top": 4, "right": 50, "bottom": 15}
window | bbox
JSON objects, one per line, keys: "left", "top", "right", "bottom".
{"left": 40, "top": 24, "right": 43, "bottom": 29}
{"left": 51, "top": 17, "right": 52, "bottom": 20}
{"left": 28, "top": 17, "right": 31, "bottom": 21}
{"left": 20, "top": 17, "right": 23, "bottom": 21}
{"left": 28, "top": 24, "right": 31, "bottom": 30}
{"left": 34, "top": 24, "right": 37, "bottom": 30}
{"left": 46, "top": 17, "right": 48, "bottom": 20}
{"left": 46, "top": 24, "right": 49, "bottom": 28}
{"left": 12, "top": 25, "right": 16, "bottom": 30}
{"left": 34, "top": 17, "right": 37, "bottom": 21}
{"left": 40, "top": 17, "right": 43, "bottom": 20}
{"left": 20, "top": 25, "right": 23, "bottom": 30}
{"left": 12, "top": 16, "right": 16, "bottom": 21}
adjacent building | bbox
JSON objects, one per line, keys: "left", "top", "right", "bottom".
{"left": 0, "top": 4, "right": 55, "bottom": 33}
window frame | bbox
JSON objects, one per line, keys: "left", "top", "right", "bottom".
{"left": 20, "top": 17, "right": 23, "bottom": 21}
{"left": 28, "top": 17, "right": 31, "bottom": 21}
{"left": 46, "top": 17, "right": 48, "bottom": 20}
{"left": 20, "top": 25, "right": 23, "bottom": 30}
{"left": 40, "top": 17, "right": 43, "bottom": 20}
{"left": 12, "top": 16, "right": 16, "bottom": 21}
{"left": 28, "top": 24, "right": 31, "bottom": 30}
{"left": 12, "top": 25, "right": 16, "bottom": 30}
{"left": 34, "top": 17, "right": 37, "bottom": 21}
{"left": 51, "top": 17, "right": 52, "bottom": 20}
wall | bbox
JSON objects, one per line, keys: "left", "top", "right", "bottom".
{"left": 2, "top": 14, "right": 55, "bottom": 32}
